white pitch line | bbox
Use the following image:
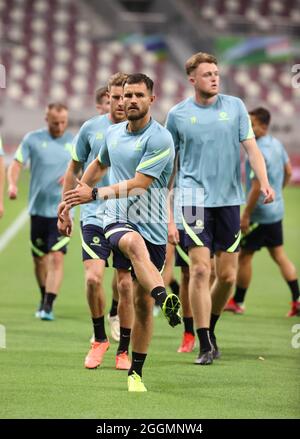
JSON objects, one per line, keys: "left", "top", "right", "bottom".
{"left": 0, "top": 209, "right": 29, "bottom": 252}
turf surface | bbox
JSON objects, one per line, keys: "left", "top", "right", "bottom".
{"left": 0, "top": 172, "right": 299, "bottom": 418}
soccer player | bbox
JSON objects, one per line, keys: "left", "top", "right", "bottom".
{"left": 7, "top": 103, "right": 73, "bottom": 320}
{"left": 63, "top": 73, "right": 181, "bottom": 391}
{"left": 225, "top": 107, "right": 300, "bottom": 317}
{"left": 58, "top": 73, "right": 133, "bottom": 370}
{"left": 166, "top": 52, "right": 274, "bottom": 365}
{"left": 95, "top": 86, "right": 110, "bottom": 115}
{"left": 0, "top": 135, "right": 5, "bottom": 218}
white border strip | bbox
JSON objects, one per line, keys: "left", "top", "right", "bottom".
{"left": 0, "top": 209, "right": 28, "bottom": 252}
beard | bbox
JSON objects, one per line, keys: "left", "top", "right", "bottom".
{"left": 126, "top": 107, "right": 148, "bottom": 121}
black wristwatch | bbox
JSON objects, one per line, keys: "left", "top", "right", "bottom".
{"left": 91, "top": 187, "right": 98, "bottom": 201}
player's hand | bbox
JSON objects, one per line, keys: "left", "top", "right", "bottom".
{"left": 168, "top": 221, "right": 179, "bottom": 245}
{"left": 261, "top": 184, "right": 275, "bottom": 204}
{"left": 240, "top": 212, "right": 250, "bottom": 234}
{"left": 57, "top": 214, "right": 73, "bottom": 237}
{"left": 8, "top": 184, "right": 18, "bottom": 199}
{"left": 64, "top": 179, "right": 92, "bottom": 208}
{"left": 57, "top": 201, "right": 67, "bottom": 222}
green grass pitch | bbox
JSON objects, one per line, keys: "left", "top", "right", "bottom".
{"left": 0, "top": 171, "right": 299, "bottom": 418}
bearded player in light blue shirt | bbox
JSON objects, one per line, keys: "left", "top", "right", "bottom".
{"left": 63, "top": 74, "right": 181, "bottom": 392}
{"left": 58, "top": 73, "right": 134, "bottom": 371}
{"left": 167, "top": 52, "right": 274, "bottom": 365}
{"left": 226, "top": 107, "right": 300, "bottom": 317}
{"left": 7, "top": 103, "right": 73, "bottom": 321}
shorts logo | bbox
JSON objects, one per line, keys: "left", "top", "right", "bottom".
{"left": 36, "top": 238, "right": 44, "bottom": 247}
{"left": 91, "top": 236, "right": 101, "bottom": 247}
{"left": 218, "top": 112, "right": 230, "bottom": 121}
{"left": 194, "top": 219, "right": 203, "bottom": 229}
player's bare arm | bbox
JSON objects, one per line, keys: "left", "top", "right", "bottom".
{"left": 7, "top": 159, "right": 22, "bottom": 200}
{"left": 242, "top": 137, "right": 275, "bottom": 204}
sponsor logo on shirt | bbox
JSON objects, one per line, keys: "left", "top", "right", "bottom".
{"left": 190, "top": 116, "right": 197, "bottom": 124}
{"left": 96, "top": 132, "right": 104, "bottom": 140}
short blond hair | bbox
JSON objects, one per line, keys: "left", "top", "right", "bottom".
{"left": 185, "top": 52, "right": 218, "bottom": 75}
{"left": 108, "top": 72, "right": 128, "bottom": 91}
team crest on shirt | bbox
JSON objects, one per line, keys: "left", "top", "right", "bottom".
{"left": 218, "top": 112, "right": 230, "bottom": 121}
{"left": 96, "top": 132, "right": 104, "bottom": 140}
{"left": 41, "top": 141, "right": 48, "bottom": 148}
{"left": 111, "top": 139, "right": 118, "bottom": 149}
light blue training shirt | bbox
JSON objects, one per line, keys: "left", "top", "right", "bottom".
{"left": 99, "top": 118, "right": 175, "bottom": 245}
{"left": 15, "top": 128, "right": 73, "bottom": 217}
{"left": 166, "top": 94, "right": 255, "bottom": 207}
{"left": 246, "top": 134, "right": 289, "bottom": 224}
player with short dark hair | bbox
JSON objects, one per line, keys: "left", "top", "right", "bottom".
{"left": 62, "top": 73, "right": 181, "bottom": 391}
{"left": 225, "top": 107, "right": 300, "bottom": 317}
{"left": 7, "top": 103, "right": 73, "bottom": 320}
{"left": 166, "top": 52, "right": 274, "bottom": 365}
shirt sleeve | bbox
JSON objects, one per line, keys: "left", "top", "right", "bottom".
{"left": 71, "top": 125, "right": 90, "bottom": 163}
{"left": 14, "top": 133, "right": 31, "bottom": 164}
{"left": 238, "top": 99, "right": 255, "bottom": 142}
{"left": 98, "top": 137, "right": 111, "bottom": 167}
{"left": 165, "top": 111, "right": 180, "bottom": 153}
{"left": 281, "top": 143, "right": 289, "bottom": 164}
{"left": 136, "top": 129, "right": 175, "bottom": 179}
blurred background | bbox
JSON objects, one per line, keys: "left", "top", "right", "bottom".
{"left": 0, "top": 0, "right": 300, "bottom": 182}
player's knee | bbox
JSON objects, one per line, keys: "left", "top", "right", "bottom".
{"left": 218, "top": 269, "right": 236, "bottom": 286}
{"left": 117, "top": 277, "right": 132, "bottom": 298}
{"left": 190, "top": 262, "right": 210, "bottom": 281}
{"left": 86, "top": 270, "right": 103, "bottom": 289}
{"left": 124, "top": 234, "right": 144, "bottom": 261}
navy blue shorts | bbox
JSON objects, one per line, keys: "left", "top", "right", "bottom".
{"left": 104, "top": 222, "right": 166, "bottom": 276}
{"left": 81, "top": 224, "right": 111, "bottom": 263}
{"left": 182, "top": 206, "right": 241, "bottom": 253}
{"left": 30, "top": 215, "right": 70, "bottom": 256}
{"left": 240, "top": 220, "right": 283, "bottom": 251}
{"left": 175, "top": 229, "right": 190, "bottom": 267}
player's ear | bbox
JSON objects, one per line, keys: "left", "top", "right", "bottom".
{"left": 150, "top": 95, "right": 156, "bottom": 105}
{"left": 189, "top": 75, "right": 195, "bottom": 86}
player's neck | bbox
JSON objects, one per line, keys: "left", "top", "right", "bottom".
{"left": 127, "top": 114, "right": 151, "bottom": 133}
{"left": 194, "top": 93, "right": 217, "bottom": 106}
